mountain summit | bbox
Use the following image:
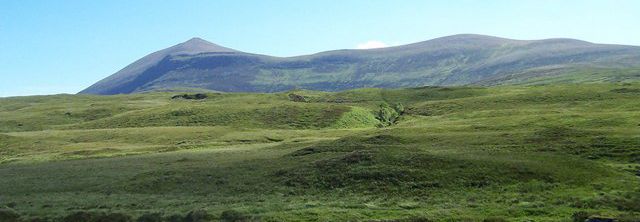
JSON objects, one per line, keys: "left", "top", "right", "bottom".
{"left": 170, "top": 37, "right": 239, "bottom": 54}
{"left": 80, "top": 34, "right": 640, "bottom": 95}
{"left": 80, "top": 38, "right": 242, "bottom": 95}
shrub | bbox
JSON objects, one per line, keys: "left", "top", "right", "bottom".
{"left": 375, "top": 102, "right": 405, "bottom": 127}
{"left": 376, "top": 103, "right": 400, "bottom": 127}
{"left": 393, "top": 102, "right": 405, "bottom": 114}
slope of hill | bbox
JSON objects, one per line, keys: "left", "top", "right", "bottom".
{"left": 80, "top": 34, "right": 640, "bottom": 95}
{"left": 2, "top": 83, "right": 640, "bottom": 221}
{"left": 79, "top": 38, "right": 244, "bottom": 95}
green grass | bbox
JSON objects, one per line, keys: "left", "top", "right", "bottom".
{"left": 1, "top": 84, "right": 640, "bottom": 221}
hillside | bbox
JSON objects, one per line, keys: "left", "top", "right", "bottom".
{"left": 79, "top": 34, "right": 640, "bottom": 95}
{"left": 2, "top": 84, "right": 640, "bottom": 221}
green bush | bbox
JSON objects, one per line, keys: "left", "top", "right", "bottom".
{"left": 393, "top": 102, "right": 405, "bottom": 114}
{"left": 375, "top": 102, "right": 405, "bottom": 127}
{"left": 376, "top": 103, "right": 400, "bottom": 127}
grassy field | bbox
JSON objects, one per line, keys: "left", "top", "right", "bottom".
{"left": 0, "top": 84, "right": 639, "bottom": 221}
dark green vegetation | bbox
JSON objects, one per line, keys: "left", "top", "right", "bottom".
{"left": 1, "top": 83, "right": 640, "bottom": 221}
{"left": 80, "top": 35, "right": 640, "bottom": 95}
{"left": 375, "top": 102, "right": 404, "bottom": 127}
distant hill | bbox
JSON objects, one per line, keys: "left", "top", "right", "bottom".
{"left": 80, "top": 34, "right": 640, "bottom": 94}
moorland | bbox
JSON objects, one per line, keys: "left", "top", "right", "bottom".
{"left": 1, "top": 83, "right": 639, "bottom": 221}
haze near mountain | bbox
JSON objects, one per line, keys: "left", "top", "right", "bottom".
{"left": 80, "top": 34, "right": 640, "bottom": 95}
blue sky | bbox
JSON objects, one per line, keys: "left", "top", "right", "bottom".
{"left": 1, "top": 0, "right": 638, "bottom": 97}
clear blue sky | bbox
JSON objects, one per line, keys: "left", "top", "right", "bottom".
{"left": 1, "top": 0, "right": 638, "bottom": 97}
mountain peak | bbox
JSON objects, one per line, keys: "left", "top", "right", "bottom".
{"left": 172, "top": 37, "right": 239, "bottom": 54}
{"left": 429, "top": 34, "right": 521, "bottom": 45}
{"left": 183, "top": 37, "right": 211, "bottom": 45}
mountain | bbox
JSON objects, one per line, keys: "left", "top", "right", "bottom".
{"left": 80, "top": 38, "right": 240, "bottom": 94}
{"left": 80, "top": 34, "right": 640, "bottom": 94}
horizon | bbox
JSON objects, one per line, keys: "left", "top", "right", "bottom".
{"left": 161, "top": 33, "right": 640, "bottom": 56}
{"left": 1, "top": 0, "right": 639, "bottom": 97}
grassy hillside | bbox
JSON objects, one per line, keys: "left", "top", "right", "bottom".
{"left": 1, "top": 84, "right": 639, "bottom": 221}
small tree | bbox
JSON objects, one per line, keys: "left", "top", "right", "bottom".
{"left": 376, "top": 103, "right": 399, "bottom": 127}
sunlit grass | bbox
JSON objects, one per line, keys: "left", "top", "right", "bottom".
{"left": 0, "top": 83, "right": 639, "bottom": 221}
